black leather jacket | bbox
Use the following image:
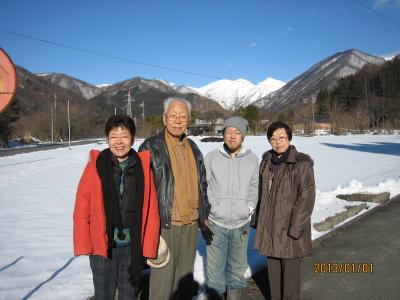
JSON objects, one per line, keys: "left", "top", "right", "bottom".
{"left": 138, "top": 130, "right": 210, "bottom": 229}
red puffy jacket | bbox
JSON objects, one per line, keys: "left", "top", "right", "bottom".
{"left": 73, "top": 149, "right": 160, "bottom": 259}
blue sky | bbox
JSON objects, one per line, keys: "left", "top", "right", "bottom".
{"left": 1, "top": 0, "right": 400, "bottom": 88}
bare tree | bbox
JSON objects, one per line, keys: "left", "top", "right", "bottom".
{"left": 370, "top": 95, "right": 388, "bottom": 132}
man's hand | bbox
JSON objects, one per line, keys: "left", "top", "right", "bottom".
{"left": 200, "top": 222, "right": 214, "bottom": 245}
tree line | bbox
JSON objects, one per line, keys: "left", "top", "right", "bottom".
{"left": 317, "top": 55, "right": 400, "bottom": 133}
{"left": 283, "top": 55, "right": 400, "bottom": 135}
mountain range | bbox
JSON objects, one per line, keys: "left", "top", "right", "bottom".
{"left": 36, "top": 49, "right": 387, "bottom": 114}
{"left": 4, "top": 48, "right": 391, "bottom": 140}
{"left": 37, "top": 72, "right": 286, "bottom": 112}
{"left": 254, "top": 49, "right": 386, "bottom": 111}
{"left": 8, "top": 66, "right": 222, "bottom": 140}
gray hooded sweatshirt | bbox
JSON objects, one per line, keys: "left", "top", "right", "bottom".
{"left": 205, "top": 145, "right": 259, "bottom": 228}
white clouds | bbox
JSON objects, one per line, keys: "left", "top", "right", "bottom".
{"left": 372, "top": 0, "right": 399, "bottom": 9}
{"left": 373, "top": 0, "right": 390, "bottom": 7}
{"left": 248, "top": 36, "right": 263, "bottom": 48}
{"left": 248, "top": 41, "right": 257, "bottom": 48}
{"left": 283, "top": 26, "right": 294, "bottom": 34}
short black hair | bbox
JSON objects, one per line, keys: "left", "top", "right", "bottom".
{"left": 267, "top": 121, "right": 292, "bottom": 141}
{"left": 105, "top": 115, "right": 136, "bottom": 137}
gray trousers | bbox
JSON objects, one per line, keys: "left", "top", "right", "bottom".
{"left": 89, "top": 247, "right": 137, "bottom": 300}
{"left": 149, "top": 223, "right": 199, "bottom": 300}
{"left": 267, "top": 257, "right": 302, "bottom": 300}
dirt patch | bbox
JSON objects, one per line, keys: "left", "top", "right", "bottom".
{"left": 314, "top": 203, "right": 368, "bottom": 232}
{"left": 336, "top": 192, "right": 390, "bottom": 203}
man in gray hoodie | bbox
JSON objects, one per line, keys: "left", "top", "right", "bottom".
{"left": 205, "top": 116, "right": 259, "bottom": 300}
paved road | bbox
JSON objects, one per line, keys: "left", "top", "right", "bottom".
{"left": 241, "top": 194, "right": 400, "bottom": 300}
{"left": 0, "top": 139, "right": 105, "bottom": 157}
{"left": 300, "top": 194, "right": 400, "bottom": 300}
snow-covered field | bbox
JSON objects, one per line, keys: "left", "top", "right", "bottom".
{"left": 0, "top": 134, "right": 399, "bottom": 299}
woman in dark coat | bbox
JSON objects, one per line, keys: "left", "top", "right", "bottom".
{"left": 253, "top": 121, "right": 315, "bottom": 300}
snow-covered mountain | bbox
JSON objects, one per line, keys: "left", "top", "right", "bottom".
{"left": 35, "top": 71, "right": 285, "bottom": 111}
{"left": 96, "top": 83, "right": 112, "bottom": 88}
{"left": 192, "top": 78, "right": 285, "bottom": 110}
{"left": 159, "top": 80, "right": 199, "bottom": 95}
{"left": 242, "top": 78, "right": 287, "bottom": 106}
{"left": 255, "top": 49, "right": 386, "bottom": 112}
{"left": 37, "top": 72, "right": 102, "bottom": 99}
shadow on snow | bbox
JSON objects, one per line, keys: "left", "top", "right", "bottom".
{"left": 0, "top": 256, "right": 24, "bottom": 272}
{"left": 321, "top": 142, "right": 400, "bottom": 156}
{"left": 21, "top": 257, "right": 77, "bottom": 300}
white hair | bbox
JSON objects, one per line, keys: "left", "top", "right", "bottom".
{"left": 163, "top": 97, "right": 192, "bottom": 115}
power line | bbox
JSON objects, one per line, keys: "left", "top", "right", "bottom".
{"left": 351, "top": 0, "right": 400, "bottom": 30}
{"left": 0, "top": 28, "right": 223, "bottom": 80}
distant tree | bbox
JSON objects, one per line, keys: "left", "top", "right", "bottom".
{"left": 298, "top": 101, "right": 314, "bottom": 135}
{"left": 190, "top": 109, "right": 201, "bottom": 120}
{"left": 141, "top": 115, "right": 164, "bottom": 137}
{"left": 237, "top": 104, "right": 260, "bottom": 134}
{"left": 202, "top": 110, "right": 224, "bottom": 121}
{"left": 369, "top": 95, "right": 389, "bottom": 132}
{"left": 316, "top": 88, "right": 330, "bottom": 116}
{"left": 276, "top": 109, "right": 295, "bottom": 128}
{"left": 353, "top": 102, "right": 370, "bottom": 133}
{"left": 316, "top": 87, "right": 345, "bottom": 134}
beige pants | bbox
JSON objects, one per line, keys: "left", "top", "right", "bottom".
{"left": 149, "top": 223, "right": 199, "bottom": 300}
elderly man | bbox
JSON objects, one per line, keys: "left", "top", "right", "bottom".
{"left": 139, "top": 97, "right": 211, "bottom": 300}
{"left": 205, "top": 116, "right": 259, "bottom": 300}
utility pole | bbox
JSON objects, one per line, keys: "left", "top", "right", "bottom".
{"left": 139, "top": 100, "right": 145, "bottom": 125}
{"left": 127, "top": 88, "right": 133, "bottom": 118}
{"left": 54, "top": 93, "right": 57, "bottom": 142}
{"left": 312, "top": 96, "right": 316, "bottom": 136}
{"left": 68, "top": 99, "right": 71, "bottom": 150}
{"left": 51, "top": 107, "right": 54, "bottom": 142}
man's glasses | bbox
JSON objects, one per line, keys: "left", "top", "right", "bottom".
{"left": 165, "top": 114, "right": 189, "bottom": 122}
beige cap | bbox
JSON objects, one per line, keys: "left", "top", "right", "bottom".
{"left": 146, "top": 236, "right": 170, "bottom": 269}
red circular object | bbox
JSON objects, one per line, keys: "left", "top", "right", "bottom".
{"left": 0, "top": 48, "right": 17, "bottom": 113}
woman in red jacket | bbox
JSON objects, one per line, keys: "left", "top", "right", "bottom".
{"left": 73, "top": 115, "right": 160, "bottom": 300}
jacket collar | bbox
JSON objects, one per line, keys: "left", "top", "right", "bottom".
{"left": 218, "top": 143, "right": 249, "bottom": 158}
{"left": 286, "top": 145, "right": 297, "bottom": 163}
{"left": 158, "top": 129, "right": 200, "bottom": 154}
{"left": 110, "top": 149, "right": 138, "bottom": 168}
{"left": 158, "top": 129, "right": 187, "bottom": 142}
{"left": 262, "top": 145, "right": 297, "bottom": 163}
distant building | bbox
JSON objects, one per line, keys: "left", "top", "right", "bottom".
{"left": 188, "top": 118, "right": 224, "bottom": 135}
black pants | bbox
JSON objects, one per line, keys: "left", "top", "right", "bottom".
{"left": 89, "top": 247, "right": 137, "bottom": 300}
{"left": 267, "top": 257, "right": 302, "bottom": 300}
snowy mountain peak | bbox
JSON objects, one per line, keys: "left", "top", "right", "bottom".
{"left": 193, "top": 78, "right": 285, "bottom": 110}
{"left": 36, "top": 72, "right": 55, "bottom": 77}
{"left": 37, "top": 72, "right": 102, "bottom": 99}
{"left": 258, "top": 77, "right": 285, "bottom": 86}
{"left": 96, "top": 83, "right": 111, "bottom": 88}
